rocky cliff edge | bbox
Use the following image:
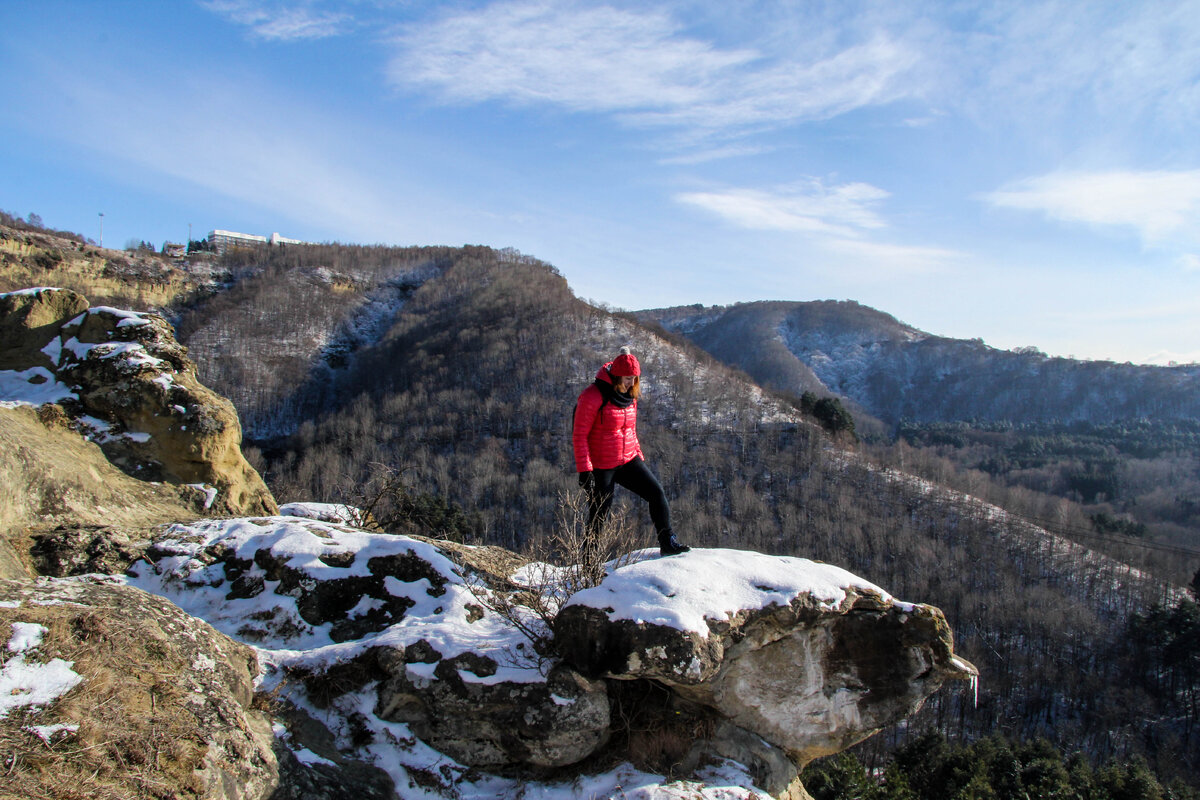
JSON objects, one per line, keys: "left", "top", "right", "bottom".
{"left": 3, "top": 512, "right": 975, "bottom": 799}
{"left": 0, "top": 287, "right": 277, "bottom": 524}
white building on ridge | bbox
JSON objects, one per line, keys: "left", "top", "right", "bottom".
{"left": 208, "top": 229, "right": 308, "bottom": 254}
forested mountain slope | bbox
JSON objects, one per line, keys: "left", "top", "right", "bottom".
{"left": 173, "top": 243, "right": 458, "bottom": 437}
{"left": 639, "top": 300, "right": 1200, "bottom": 425}
{"left": 640, "top": 301, "right": 1200, "bottom": 563}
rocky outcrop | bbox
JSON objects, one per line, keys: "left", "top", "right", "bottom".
{"left": 0, "top": 286, "right": 89, "bottom": 371}
{"left": 127, "top": 517, "right": 976, "bottom": 797}
{"left": 0, "top": 403, "right": 200, "bottom": 580}
{"left": 553, "top": 549, "right": 977, "bottom": 794}
{"left": 373, "top": 650, "right": 611, "bottom": 768}
{"left": 0, "top": 287, "right": 276, "bottom": 516}
{"left": 132, "top": 515, "right": 614, "bottom": 772}
{"left": 0, "top": 577, "right": 278, "bottom": 800}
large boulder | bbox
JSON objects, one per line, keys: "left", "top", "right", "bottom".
{"left": 0, "top": 287, "right": 276, "bottom": 516}
{"left": 373, "top": 647, "right": 610, "bottom": 768}
{"left": 553, "top": 548, "right": 977, "bottom": 770}
{"left": 131, "top": 519, "right": 976, "bottom": 791}
{"left": 0, "top": 577, "right": 277, "bottom": 800}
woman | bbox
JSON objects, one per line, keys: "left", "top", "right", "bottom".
{"left": 573, "top": 347, "right": 690, "bottom": 556}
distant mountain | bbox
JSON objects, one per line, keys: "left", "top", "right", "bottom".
{"left": 638, "top": 300, "right": 1200, "bottom": 426}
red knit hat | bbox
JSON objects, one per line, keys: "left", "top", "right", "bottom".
{"left": 609, "top": 348, "right": 641, "bottom": 377}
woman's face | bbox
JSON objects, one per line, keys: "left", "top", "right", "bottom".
{"left": 614, "top": 374, "right": 635, "bottom": 392}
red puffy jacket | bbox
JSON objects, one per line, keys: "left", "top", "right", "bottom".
{"left": 573, "top": 364, "right": 643, "bottom": 472}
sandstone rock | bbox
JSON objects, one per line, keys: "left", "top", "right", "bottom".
{"left": 553, "top": 548, "right": 977, "bottom": 768}
{"left": 0, "top": 577, "right": 278, "bottom": 800}
{"left": 269, "top": 704, "right": 397, "bottom": 800}
{"left": 706, "top": 600, "right": 968, "bottom": 764}
{"left": 0, "top": 287, "right": 88, "bottom": 371}
{"left": 373, "top": 647, "right": 610, "bottom": 768}
{"left": 30, "top": 524, "right": 151, "bottom": 577}
{"left": 122, "top": 516, "right": 977, "bottom": 794}
{"left": 0, "top": 288, "right": 276, "bottom": 516}
{"left": 695, "top": 720, "right": 808, "bottom": 799}
{"left": 0, "top": 404, "right": 199, "bottom": 580}
{"left": 134, "top": 516, "right": 612, "bottom": 770}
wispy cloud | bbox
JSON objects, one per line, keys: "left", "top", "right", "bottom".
{"left": 822, "top": 238, "right": 963, "bottom": 273}
{"left": 656, "top": 144, "right": 771, "bottom": 166}
{"left": 201, "top": 0, "right": 350, "bottom": 41}
{"left": 385, "top": 1, "right": 919, "bottom": 136}
{"left": 675, "top": 179, "right": 961, "bottom": 273}
{"left": 965, "top": 0, "right": 1200, "bottom": 130}
{"left": 985, "top": 169, "right": 1200, "bottom": 246}
{"left": 676, "top": 181, "right": 889, "bottom": 238}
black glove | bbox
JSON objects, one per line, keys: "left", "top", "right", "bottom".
{"left": 578, "top": 471, "right": 594, "bottom": 491}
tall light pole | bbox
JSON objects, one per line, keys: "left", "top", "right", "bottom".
{"left": 98, "top": 212, "right": 104, "bottom": 248}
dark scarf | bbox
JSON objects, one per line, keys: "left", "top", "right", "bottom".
{"left": 594, "top": 376, "right": 634, "bottom": 408}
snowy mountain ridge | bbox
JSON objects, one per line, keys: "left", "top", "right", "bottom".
{"left": 639, "top": 300, "right": 1200, "bottom": 426}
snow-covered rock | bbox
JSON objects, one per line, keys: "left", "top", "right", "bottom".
{"left": 0, "top": 287, "right": 276, "bottom": 516}
{"left": 555, "top": 549, "right": 975, "bottom": 770}
{"left": 128, "top": 516, "right": 613, "bottom": 770}
{"left": 119, "top": 517, "right": 973, "bottom": 797}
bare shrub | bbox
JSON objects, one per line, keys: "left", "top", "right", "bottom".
{"left": 321, "top": 462, "right": 481, "bottom": 542}
{"left": 462, "top": 489, "right": 642, "bottom": 659}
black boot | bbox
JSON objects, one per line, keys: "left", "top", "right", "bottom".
{"left": 659, "top": 533, "right": 690, "bottom": 556}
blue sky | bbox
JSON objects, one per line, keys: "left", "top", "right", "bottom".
{"left": 3, "top": 1, "right": 1199, "bottom": 364}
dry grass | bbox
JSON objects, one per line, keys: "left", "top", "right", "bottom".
{"left": 0, "top": 603, "right": 213, "bottom": 799}
{"left": 609, "top": 681, "right": 718, "bottom": 778}
{"left": 0, "top": 230, "right": 207, "bottom": 312}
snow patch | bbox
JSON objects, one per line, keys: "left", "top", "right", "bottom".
{"left": 186, "top": 484, "right": 219, "bottom": 509}
{"left": 0, "top": 622, "right": 84, "bottom": 718}
{"left": 24, "top": 722, "right": 79, "bottom": 743}
{"left": 0, "top": 367, "right": 76, "bottom": 407}
{"left": 279, "top": 502, "right": 363, "bottom": 525}
{"left": 565, "top": 547, "right": 889, "bottom": 636}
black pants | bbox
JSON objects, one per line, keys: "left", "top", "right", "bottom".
{"left": 587, "top": 457, "right": 672, "bottom": 542}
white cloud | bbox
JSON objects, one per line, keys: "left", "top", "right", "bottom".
{"left": 386, "top": 1, "right": 919, "bottom": 135}
{"left": 202, "top": 0, "right": 350, "bottom": 41}
{"left": 675, "top": 180, "right": 889, "bottom": 237}
{"left": 986, "top": 169, "right": 1200, "bottom": 246}
{"left": 656, "top": 144, "right": 771, "bottom": 166}
{"left": 675, "top": 180, "right": 961, "bottom": 275}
